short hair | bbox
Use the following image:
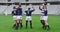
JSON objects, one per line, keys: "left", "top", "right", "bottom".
{"left": 16, "top": 3, "right": 21, "bottom": 7}
{"left": 13, "top": 6, "right": 16, "bottom": 9}
{"left": 44, "top": 0, "right": 47, "bottom": 1}
{"left": 28, "top": 8, "right": 30, "bottom": 10}
{"left": 19, "top": 3, "right": 21, "bottom": 7}
{"left": 44, "top": 2, "right": 47, "bottom": 5}
{"left": 42, "top": 2, "right": 47, "bottom": 5}
{"left": 19, "top": 5, "right": 21, "bottom": 7}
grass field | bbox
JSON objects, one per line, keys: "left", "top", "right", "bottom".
{"left": 0, "top": 15, "right": 60, "bottom": 32}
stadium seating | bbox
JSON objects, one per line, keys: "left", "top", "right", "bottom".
{"left": 47, "top": 5, "right": 60, "bottom": 15}
{"left": 0, "top": 0, "right": 7, "bottom": 3}
{"left": 47, "top": 0, "right": 60, "bottom": 1}
{"left": 0, "top": 5, "right": 60, "bottom": 15}
{"left": 0, "top": 0, "right": 60, "bottom": 3}
{"left": 0, "top": 5, "right": 7, "bottom": 14}
{"left": 0, "top": 0, "right": 60, "bottom": 15}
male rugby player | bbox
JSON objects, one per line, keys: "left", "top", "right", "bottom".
{"left": 39, "top": 3, "right": 50, "bottom": 30}
{"left": 25, "top": 7, "right": 35, "bottom": 29}
{"left": 12, "top": 6, "right": 18, "bottom": 29}
{"left": 16, "top": 4, "right": 23, "bottom": 29}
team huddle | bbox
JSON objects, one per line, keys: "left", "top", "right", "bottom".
{"left": 12, "top": 3, "right": 50, "bottom": 30}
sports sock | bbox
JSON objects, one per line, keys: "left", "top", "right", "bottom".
{"left": 13, "top": 24, "right": 16, "bottom": 28}
{"left": 15, "top": 23, "right": 19, "bottom": 30}
{"left": 47, "top": 25, "right": 50, "bottom": 30}
{"left": 26, "top": 21, "right": 28, "bottom": 28}
{"left": 30, "top": 21, "right": 32, "bottom": 28}
{"left": 20, "top": 23, "right": 23, "bottom": 28}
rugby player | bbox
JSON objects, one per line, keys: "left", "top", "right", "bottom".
{"left": 39, "top": 3, "right": 50, "bottom": 30}
{"left": 25, "top": 7, "right": 35, "bottom": 29}
{"left": 16, "top": 4, "right": 23, "bottom": 29}
{"left": 12, "top": 6, "right": 18, "bottom": 29}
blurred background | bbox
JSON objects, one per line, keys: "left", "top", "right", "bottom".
{"left": 0, "top": 0, "right": 60, "bottom": 15}
{"left": 0, "top": 0, "right": 60, "bottom": 32}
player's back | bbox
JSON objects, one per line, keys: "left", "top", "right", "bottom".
{"left": 25, "top": 10, "right": 34, "bottom": 16}
{"left": 16, "top": 7, "right": 22, "bottom": 15}
{"left": 12, "top": 9, "right": 17, "bottom": 16}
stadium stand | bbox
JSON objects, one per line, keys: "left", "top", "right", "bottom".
{"left": 0, "top": 0, "right": 60, "bottom": 15}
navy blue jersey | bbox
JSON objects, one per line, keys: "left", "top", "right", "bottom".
{"left": 25, "top": 10, "right": 34, "bottom": 16}
{"left": 41, "top": 9, "right": 48, "bottom": 16}
{"left": 12, "top": 9, "right": 17, "bottom": 15}
{"left": 16, "top": 8, "right": 22, "bottom": 16}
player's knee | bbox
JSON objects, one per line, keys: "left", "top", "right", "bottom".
{"left": 45, "top": 22, "right": 48, "bottom": 25}
{"left": 26, "top": 20, "right": 28, "bottom": 22}
{"left": 16, "top": 20, "right": 19, "bottom": 23}
{"left": 41, "top": 20, "right": 43, "bottom": 23}
{"left": 30, "top": 21, "right": 32, "bottom": 23}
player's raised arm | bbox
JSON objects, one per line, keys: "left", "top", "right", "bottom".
{"left": 31, "top": 7, "right": 35, "bottom": 12}
{"left": 39, "top": 5, "right": 43, "bottom": 10}
{"left": 32, "top": 6, "right": 34, "bottom": 9}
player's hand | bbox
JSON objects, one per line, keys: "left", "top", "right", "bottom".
{"left": 32, "top": 7, "right": 34, "bottom": 8}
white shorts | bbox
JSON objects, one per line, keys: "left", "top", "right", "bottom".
{"left": 40, "top": 16, "right": 48, "bottom": 20}
{"left": 26, "top": 16, "right": 32, "bottom": 21}
{"left": 17, "top": 16, "right": 22, "bottom": 20}
{"left": 13, "top": 16, "right": 17, "bottom": 20}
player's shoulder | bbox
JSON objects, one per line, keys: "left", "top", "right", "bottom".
{"left": 19, "top": 7, "right": 22, "bottom": 10}
{"left": 13, "top": 9, "right": 16, "bottom": 11}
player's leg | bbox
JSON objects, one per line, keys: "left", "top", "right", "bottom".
{"left": 19, "top": 19, "right": 23, "bottom": 28}
{"left": 44, "top": 16, "right": 50, "bottom": 30}
{"left": 13, "top": 16, "right": 17, "bottom": 28}
{"left": 15, "top": 19, "right": 19, "bottom": 30}
{"left": 43, "top": 20, "right": 47, "bottom": 30}
{"left": 45, "top": 20, "right": 50, "bottom": 30}
{"left": 26, "top": 20, "right": 28, "bottom": 28}
{"left": 41, "top": 20, "right": 45, "bottom": 26}
{"left": 40, "top": 16, "right": 46, "bottom": 29}
{"left": 14, "top": 16, "right": 20, "bottom": 30}
{"left": 26, "top": 16, "right": 28, "bottom": 28}
{"left": 13, "top": 20, "right": 17, "bottom": 28}
{"left": 29, "top": 16, "right": 32, "bottom": 28}
{"left": 41, "top": 20, "right": 46, "bottom": 29}
{"left": 30, "top": 20, "right": 32, "bottom": 28}
{"left": 19, "top": 16, "right": 23, "bottom": 28}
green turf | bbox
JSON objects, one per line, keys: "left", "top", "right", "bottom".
{"left": 0, "top": 15, "right": 60, "bottom": 32}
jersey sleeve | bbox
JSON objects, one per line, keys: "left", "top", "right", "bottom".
{"left": 12, "top": 11, "right": 14, "bottom": 14}
{"left": 31, "top": 9, "right": 35, "bottom": 12}
{"left": 11, "top": 11, "right": 14, "bottom": 15}
{"left": 39, "top": 6, "right": 42, "bottom": 10}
